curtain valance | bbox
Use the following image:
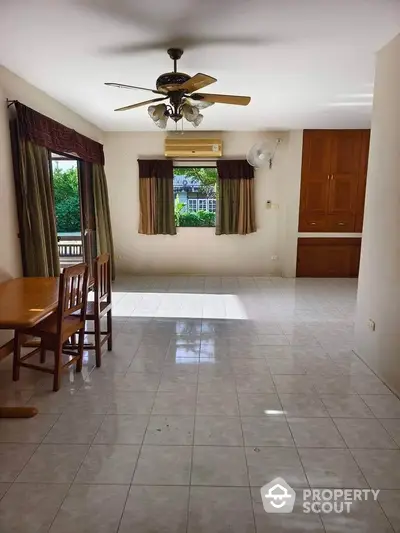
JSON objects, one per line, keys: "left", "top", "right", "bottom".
{"left": 138, "top": 159, "right": 173, "bottom": 179}
{"left": 216, "top": 160, "right": 254, "bottom": 179}
{"left": 14, "top": 102, "right": 104, "bottom": 165}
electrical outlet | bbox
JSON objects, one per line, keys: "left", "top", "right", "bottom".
{"left": 368, "top": 319, "right": 376, "bottom": 332}
{"left": 271, "top": 255, "right": 279, "bottom": 261}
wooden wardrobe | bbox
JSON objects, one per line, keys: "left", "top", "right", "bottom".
{"left": 297, "top": 129, "right": 370, "bottom": 277}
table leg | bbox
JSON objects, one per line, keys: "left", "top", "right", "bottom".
{"left": 0, "top": 334, "right": 38, "bottom": 418}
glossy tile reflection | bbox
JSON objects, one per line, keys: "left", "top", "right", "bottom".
{"left": 0, "top": 275, "right": 399, "bottom": 532}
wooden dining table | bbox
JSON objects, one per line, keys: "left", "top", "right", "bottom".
{"left": 0, "top": 277, "right": 59, "bottom": 418}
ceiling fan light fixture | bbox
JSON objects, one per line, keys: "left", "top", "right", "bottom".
{"left": 192, "top": 113, "right": 204, "bottom": 127}
{"left": 181, "top": 103, "right": 200, "bottom": 122}
{"left": 154, "top": 117, "right": 168, "bottom": 129}
{"left": 148, "top": 104, "right": 156, "bottom": 118}
{"left": 148, "top": 103, "right": 168, "bottom": 120}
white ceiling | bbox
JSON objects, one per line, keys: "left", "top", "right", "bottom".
{"left": 0, "top": 0, "right": 399, "bottom": 131}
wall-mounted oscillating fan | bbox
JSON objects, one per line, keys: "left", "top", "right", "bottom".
{"left": 247, "top": 139, "right": 281, "bottom": 169}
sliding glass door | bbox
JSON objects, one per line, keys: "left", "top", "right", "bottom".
{"left": 49, "top": 153, "right": 97, "bottom": 277}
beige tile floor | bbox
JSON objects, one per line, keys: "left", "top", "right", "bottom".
{"left": 0, "top": 276, "right": 399, "bottom": 532}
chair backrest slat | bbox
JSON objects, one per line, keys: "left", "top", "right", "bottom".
{"left": 57, "top": 263, "right": 89, "bottom": 332}
{"left": 94, "top": 253, "right": 111, "bottom": 307}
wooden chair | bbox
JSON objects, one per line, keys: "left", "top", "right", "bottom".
{"left": 76, "top": 253, "right": 112, "bottom": 368}
{"left": 13, "top": 263, "right": 89, "bottom": 392}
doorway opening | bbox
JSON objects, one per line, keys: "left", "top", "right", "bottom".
{"left": 51, "top": 153, "right": 83, "bottom": 268}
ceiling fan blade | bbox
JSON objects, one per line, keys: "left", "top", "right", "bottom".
{"left": 179, "top": 73, "right": 217, "bottom": 93}
{"left": 105, "top": 82, "right": 164, "bottom": 95}
{"left": 191, "top": 93, "right": 251, "bottom": 106}
{"left": 114, "top": 97, "right": 167, "bottom": 112}
{"left": 101, "top": 36, "right": 269, "bottom": 55}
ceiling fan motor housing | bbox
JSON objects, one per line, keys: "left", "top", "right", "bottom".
{"left": 156, "top": 72, "right": 191, "bottom": 92}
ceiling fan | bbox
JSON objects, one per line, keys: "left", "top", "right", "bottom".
{"left": 105, "top": 48, "right": 251, "bottom": 129}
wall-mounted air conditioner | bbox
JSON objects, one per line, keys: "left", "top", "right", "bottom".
{"left": 164, "top": 137, "right": 222, "bottom": 158}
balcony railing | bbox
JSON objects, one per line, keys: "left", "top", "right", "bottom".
{"left": 57, "top": 232, "right": 83, "bottom": 266}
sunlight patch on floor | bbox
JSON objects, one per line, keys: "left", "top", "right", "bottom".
{"left": 112, "top": 292, "right": 248, "bottom": 320}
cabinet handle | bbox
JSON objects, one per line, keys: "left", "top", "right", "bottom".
{"left": 331, "top": 174, "right": 334, "bottom": 180}
{"left": 310, "top": 222, "right": 317, "bottom": 226}
{"left": 338, "top": 222, "right": 345, "bottom": 226}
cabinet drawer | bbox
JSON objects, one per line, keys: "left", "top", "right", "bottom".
{"left": 298, "top": 214, "right": 327, "bottom": 232}
{"left": 326, "top": 214, "right": 355, "bottom": 232}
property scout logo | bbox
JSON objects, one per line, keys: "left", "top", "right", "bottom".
{"left": 261, "top": 478, "right": 380, "bottom": 514}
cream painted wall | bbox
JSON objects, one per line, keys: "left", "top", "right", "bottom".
{"left": 0, "top": 66, "right": 102, "bottom": 141}
{"left": 279, "top": 130, "right": 303, "bottom": 278}
{"left": 104, "top": 130, "right": 302, "bottom": 276}
{"left": 0, "top": 66, "right": 102, "bottom": 346}
{"left": 0, "top": 84, "right": 20, "bottom": 282}
{"left": 355, "top": 34, "right": 400, "bottom": 395}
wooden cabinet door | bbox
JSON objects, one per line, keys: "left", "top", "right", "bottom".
{"left": 299, "top": 131, "right": 331, "bottom": 229}
{"left": 297, "top": 242, "right": 354, "bottom": 277}
{"left": 328, "top": 131, "right": 362, "bottom": 217}
{"left": 297, "top": 238, "right": 362, "bottom": 277}
{"left": 324, "top": 245, "right": 353, "bottom": 277}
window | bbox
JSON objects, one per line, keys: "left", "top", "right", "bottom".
{"left": 208, "top": 199, "right": 217, "bottom": 213}
{"left": 187, "top": 199, "right": 197, "bottom": 212}
{"left": 173, "top": 166, "right": 217, "bottom": 227}
{"left": 198, "top": 199, "right": 207, "bottom": 211}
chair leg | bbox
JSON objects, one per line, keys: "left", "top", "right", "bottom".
{"left": 53, "top": 344, "right": 63, "bottom": 392}
{"left": 76, "top": 328, "right": 84, "bottom": 373}
{"left": 94, "top": 316, "right": 102, "bottom": 368}
{"left": 40, "top": 343, "right": 47, "bottom": 364}
{"left": 107, "top": 310, "right": 112, "bottom": 351}
{"left": 70, "top": 333, "right": 78, "bottom": 347}
{"left": 12, "top": 331, "right": 21, "bottom": 382}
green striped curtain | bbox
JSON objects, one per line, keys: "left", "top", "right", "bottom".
{"left": 93, "top": 164, "right": 115, "bottom": 280}
{"left": 216, "top": 160, "right": 256, "bottom": 235}
{"left": 11, "top": 133, "right": 60, "bottom": 277}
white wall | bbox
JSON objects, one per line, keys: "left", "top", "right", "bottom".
{"left": 355, "top": 34, "right": 400, "bottom": 395}
{"left": 0, "top": 67, "right": 102, "bottom": 141}
{"left": 279, "top": 130, "right": 303, "bottom": 277}
{"left": 0, "top": 84, "right": 20, "bottom": 283}
{"left": 104, "top": 130, "right": 302, "bottom": 276}
{"left": 0, "top": 66, "right": 102, "bottom": 346}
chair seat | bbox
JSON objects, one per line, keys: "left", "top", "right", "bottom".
{"left": 73, "top": 301, "right": 111, "bottom": 319}
{"left": 22, "top": 313, "right": 83, "bottom": 340}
